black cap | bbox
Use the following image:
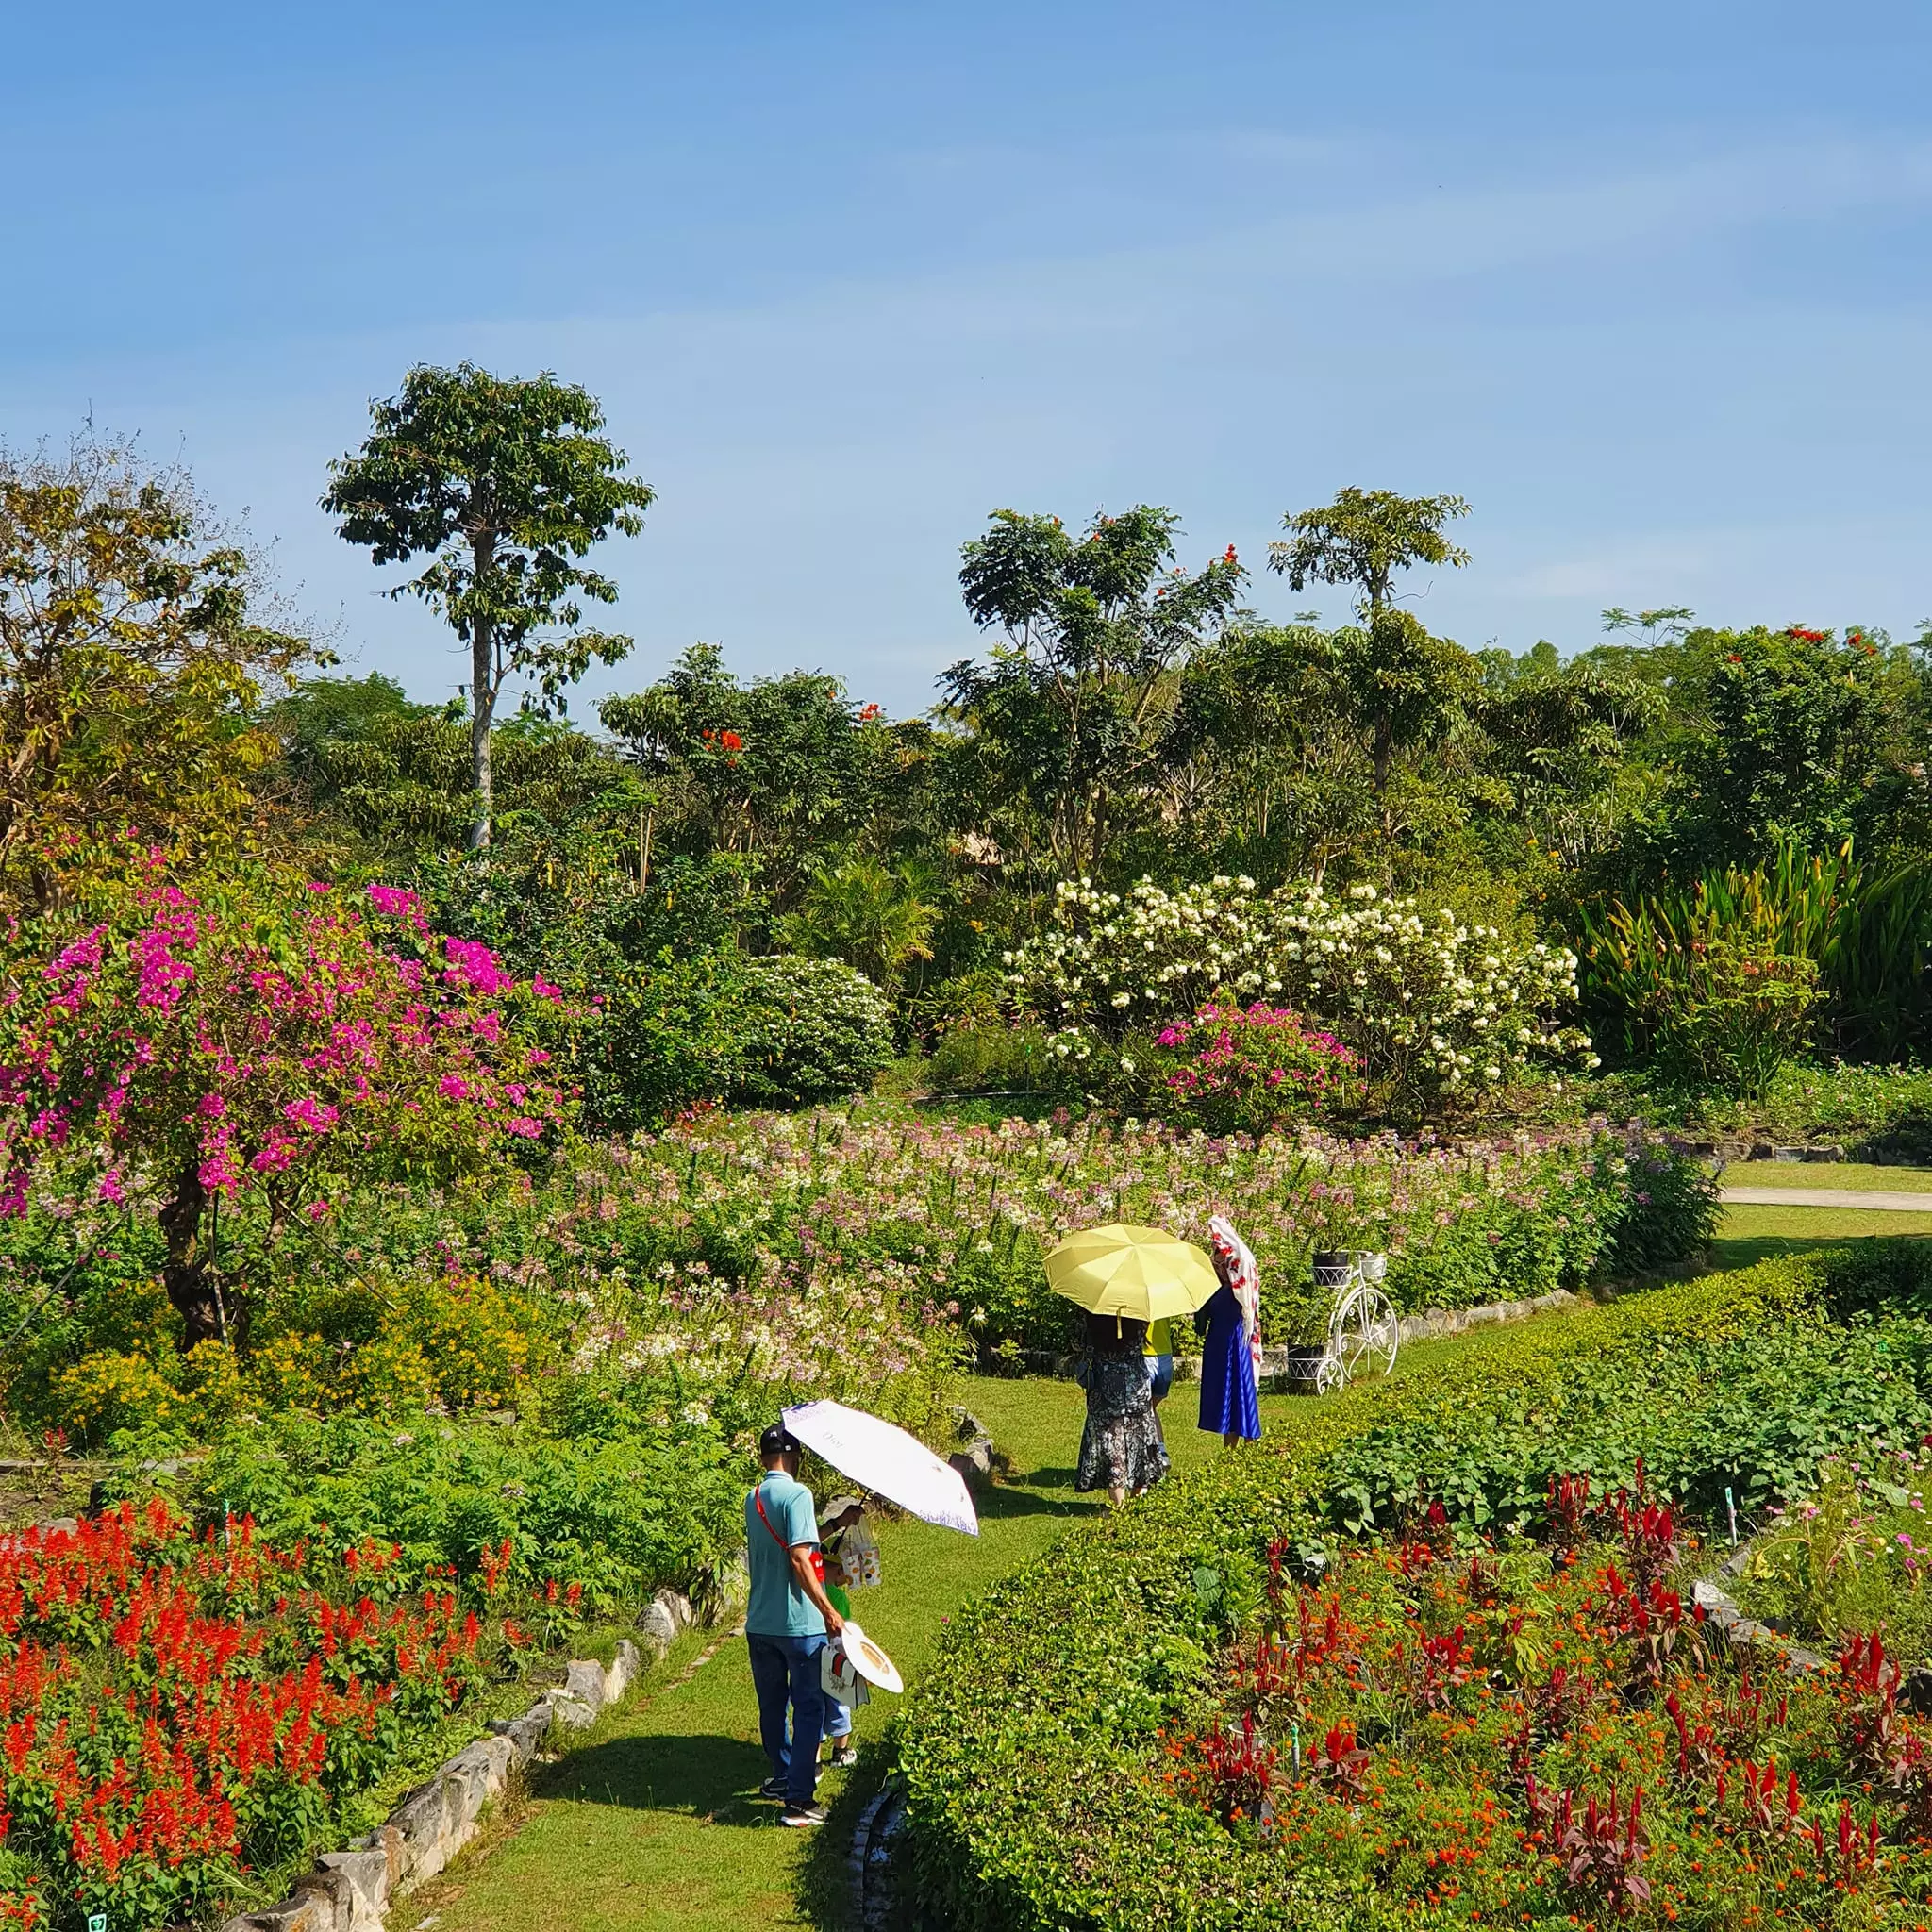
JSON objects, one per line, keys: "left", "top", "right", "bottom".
{"left": 759, "top": 1424, "right": 802, "bottom": 1458}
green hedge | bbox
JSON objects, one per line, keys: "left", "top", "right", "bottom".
{"left": 1328, "top": 1241, "right": 1932, "bottom": 1534}
{"left": 893, "top": 1243, "right": 1932, "bottom": 1932}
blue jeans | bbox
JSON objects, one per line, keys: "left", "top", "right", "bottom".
{"left": 1146, "top": 1354, "right": 1175, "bottom": 1404}
{"left": 788, "top": 1697, "right": 851, "bottom": 1748}
{"left": 747, "top": 1632, "right": 827, "bottom": 1807}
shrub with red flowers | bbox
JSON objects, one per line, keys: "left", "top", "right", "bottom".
{"left": 1162, "top": 1475, "right": 1932, "bottom": 1927}
{"left": 1142, "top": 998, "right": 1359, "bottom": 1134}
{"left": 0, "top": 860, "right": 572, "bottom": 1348}
{"left": 0, "top": 1498, "right": 550, "bottom": 1931}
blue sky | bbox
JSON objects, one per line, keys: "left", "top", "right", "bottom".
{"left": 5, "top": 1, "right": 1929, "bottom": 716}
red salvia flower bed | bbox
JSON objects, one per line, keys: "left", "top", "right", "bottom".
{"left": 0, "top": 1500, "right": 499, "bottom": 1930}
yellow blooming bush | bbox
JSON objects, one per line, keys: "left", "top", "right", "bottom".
{"left": 48, "top": 1274, "right": 548, "bottom": 1443}
{"left": 51, "top": 1350, "right": 192, "bottom": 1441}
{"left": 338, "top": 1334, "right": 439, "bottom": 1414}
{"left": 390, "top": 1274, "right": 540, "bottom": 1410}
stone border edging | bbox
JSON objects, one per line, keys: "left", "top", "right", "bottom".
{"left": 220, "top": 1584, "right": 721, "bottom": 1932}
{"left": 1690, "top": 1544, "right": 1826, "bottom": 1674}
{"left": 848, "top": 1775, "right": 907, "bottom": 1931}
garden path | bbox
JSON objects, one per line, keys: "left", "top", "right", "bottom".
{"left": 405, "top": 1325, "right": 1561, "bottom": 1932}
{"left": 407, "top": 1375, "right": 1138, "bottom": 1932}
{"left": 1722, "top": 1185, "right": 1932, "bottom": 1210}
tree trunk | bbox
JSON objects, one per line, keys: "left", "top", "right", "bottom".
{"left": 469, "top": 608, "right": 494, "bottom": 851}
{"left": 158, "top": 1162, "right": 222, "bottom": 1352}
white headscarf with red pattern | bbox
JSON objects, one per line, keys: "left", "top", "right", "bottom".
{"left": 1208, "top": 1215, "right": 1262, "bottom": 1379}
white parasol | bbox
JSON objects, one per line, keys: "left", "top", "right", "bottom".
{"left": 781, "top": 1399, "right": 980, "bottom": 1537}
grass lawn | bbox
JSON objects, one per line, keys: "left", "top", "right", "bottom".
{"left": 1720, "top": 1161, "right": 1932, "bottom": 1192}
{"left": 1713, "top": 1201, "right": 1932, "bottom": 1271}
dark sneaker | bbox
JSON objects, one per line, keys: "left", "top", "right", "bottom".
{"left": 757, "top": 1776, "right": 787, "bottom": 1801}
{"left": 825, "top": 1742, "right": 859, "bottom": 1770}
{"left": 779, "top": 1804, "right": 826, "bottom": 1828}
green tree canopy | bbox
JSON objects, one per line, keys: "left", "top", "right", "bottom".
{"left": 943, "top": 506, "right": 1244, "bottom": 876}
{"left": 1269, "top": 486, "right": 1470, "bottom": 615}
{"left": 0, "top": 434, "right": 314, "bottom": 915}
{"left": 323, "top": 363, "right": 653, "bottom": 849}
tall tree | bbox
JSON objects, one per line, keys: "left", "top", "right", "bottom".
{"left": 1268, "top": 486, "right": 1470, "bottom": 615}
{"left": 0, "top": 433, "right": 313, "bottom": 915}
{"left": 324, "top": 364, "right": 653, "bottom": 849}
{"left": 944, "top": 507, "right": 1244, "bottom": 877}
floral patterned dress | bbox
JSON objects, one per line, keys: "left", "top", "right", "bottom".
{"left": 1074, "top": 1347, "right": 1170, "bottom": 1494}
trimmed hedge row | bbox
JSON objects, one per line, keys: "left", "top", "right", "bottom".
{"left": 892, "top": 1243, "right": 1932, "bottom": 1932}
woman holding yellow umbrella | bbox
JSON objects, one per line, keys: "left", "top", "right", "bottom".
{"left": 1045, "top": 1225, "right": 1221, "bottom": 1507}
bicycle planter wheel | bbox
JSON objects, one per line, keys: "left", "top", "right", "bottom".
{"left": 1326, "top": 1283, "right": 1399, "bottom": 1387}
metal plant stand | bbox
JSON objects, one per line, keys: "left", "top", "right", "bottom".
{"left": 1309, "top": 1251, "right": 1399, "bottom": 1394}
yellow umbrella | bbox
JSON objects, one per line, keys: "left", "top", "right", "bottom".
{"left": 1043, "top": 1223, "right": 1220, "bottom": 1322}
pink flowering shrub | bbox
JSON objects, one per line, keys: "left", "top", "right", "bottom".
{"left": 0, "top": 862, "right": 572, "bottom": 1348}
{"left": 1143, "top": 999, "right": 1360, "bottom": 1134}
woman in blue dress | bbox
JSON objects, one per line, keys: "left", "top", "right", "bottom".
{"left": 1197, "top": 1215, "right": 1261, "bottom": 1446}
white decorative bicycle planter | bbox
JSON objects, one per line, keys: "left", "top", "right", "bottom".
{"left": 1289, "top": 1250, "right": 1399, "bottom": 1394}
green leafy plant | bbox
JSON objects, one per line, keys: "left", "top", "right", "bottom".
{"left": 776, "top": 855, "right": 939, "bottom": 992}
{"left": 1583, "top": 841, "right": 1932, "bottom": 1087}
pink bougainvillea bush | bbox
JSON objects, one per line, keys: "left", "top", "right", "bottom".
{"left": 0, "top": 861, "right": 572, "bottom": 1345}
{"left": 1145, "top": 999, "right": 1361, "bottom": 1135}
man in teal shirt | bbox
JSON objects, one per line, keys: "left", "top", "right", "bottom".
{"left": 745, "top": 1423, "right": 845, "bottom": 1824}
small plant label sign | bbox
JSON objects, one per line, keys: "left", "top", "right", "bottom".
{"left": 89, "top": 1915, "right": 107, "bottom": 1932}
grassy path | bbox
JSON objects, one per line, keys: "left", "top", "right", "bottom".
{"left": 411, "top": 1374, "right": 1174, "bottom": 1932}
{"left": 406, "top": 1204, "right": 1932, "bottom": 1932}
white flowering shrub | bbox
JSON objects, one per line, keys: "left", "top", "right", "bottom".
{"left": 1005, "top": 875, "right": 1596, "bottom": 1107}
{"left": 1003, "top": 877, "right": 1278, "bottom": 1068}
{"left": 1269, "top": 882, "right": 1595, "bottom": 1103}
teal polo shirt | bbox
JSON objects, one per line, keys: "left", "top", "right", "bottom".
{"left": 744, "top": 1472, "right": 825, "bottom": 1638}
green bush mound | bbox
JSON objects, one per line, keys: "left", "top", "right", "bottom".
{"left": 135, "top": 1410, "right": 748, "bottom": 1616}
{"left": 587, "top": 950, "right": 897, "bottom": 1126}
{"left": 1328, "top": 1241, "right": 1932, "bottom": 1534}
{"left": 894, "top": 1243, "right": 1932, "bottom": 1932}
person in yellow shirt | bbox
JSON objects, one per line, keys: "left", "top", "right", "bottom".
{"left": 1143, "top": 1315, "right": 1175, "bottom": 1407}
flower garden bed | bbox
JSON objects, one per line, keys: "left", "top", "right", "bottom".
{"left": 1728, "top": 1442, "right": 1932, "bottom": 1678}
{"left": 552, "top": 1108, "right": 1714, "bottom": 1357}
{"left": 0, "top": 1501, "right": 622, "bottom": 1931}
{"left": 891, "top": 1242, "right": 1932, "bottom": 1931}
{"left": 1157, "top": 1491, "right": 1932, "bottom": 1928}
